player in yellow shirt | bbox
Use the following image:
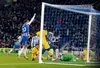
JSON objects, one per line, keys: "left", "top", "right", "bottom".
{"left": 32, "top": 43, "right": 47, "bottom": 61}
{"left": 80, "top": 48, "right": 93, "bottom": 61}
{"left": 32, "top": 44, "right": 39, "bottom": 61}
{"left": 36, "top": 27, "right": 53, "bottom": 58}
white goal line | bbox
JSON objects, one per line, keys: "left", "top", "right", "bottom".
{"left": 44, "top": 62, "right": 100, "bottom": 66}
{"left": 0, "top": 62, "right": 99, "bottom": 66}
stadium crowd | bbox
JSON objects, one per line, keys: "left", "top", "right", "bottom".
{"left": 0, "top": 0, "right": 96, "bottom": 48}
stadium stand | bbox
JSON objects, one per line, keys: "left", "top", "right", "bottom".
{"left": 0, "top": 0, "right": 97, "bottom": 49}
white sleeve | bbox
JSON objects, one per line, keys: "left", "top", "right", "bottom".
{"left": 31, "top": 37, "right": 34, "bottom": 47}
{"left": 38, "top": 36, "right": 40, "bottom": 42}
{"left": 27, "top": 13, "right": 36, "bottom": 25}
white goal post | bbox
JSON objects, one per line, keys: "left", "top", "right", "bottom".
{"left": 39, "top": 2, "right": 100, "bottom": 63}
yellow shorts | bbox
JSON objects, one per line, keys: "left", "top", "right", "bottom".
{"left": 32, "top": 49, "right": 39, "bottom": 59}
{"left": 32, "top": 54, "right": 38, "bottom": 59}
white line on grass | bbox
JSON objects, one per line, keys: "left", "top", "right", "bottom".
{"left": 44, "top": 62, "right": 100, "bottom": 66}
{"left": 0, "top": 63, "right": 35, "bottom": 65}
{"left": 44, "top": 62, "right": 86, "bottom": 66}
{"left": 0, "top": 62, "right": 99, "bottom": 66}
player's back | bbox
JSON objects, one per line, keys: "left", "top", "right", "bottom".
{"left": 32, "top": 36, "right": 39, "bottom": 42}
{"left": 36, "top": 30, "right": 47, "bottom": 41}
{"left": 22, "top": 23, "right": 29, "bottom": 36}
{"left": 32, "top": 36, "right": 39, "bottom": 46}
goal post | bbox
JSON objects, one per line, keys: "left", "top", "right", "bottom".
{"left": 87, "top": 14, "right": 92, "bottom": 62}
{"left": 39, "top": 2, "right": 45, "bottom": 63}
{"left": 39, "top": 2, "right": 100, "bottom": 64}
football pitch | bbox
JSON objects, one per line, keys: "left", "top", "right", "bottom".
{"left": 0, "top": 53, "right": 99, "bottom": 68}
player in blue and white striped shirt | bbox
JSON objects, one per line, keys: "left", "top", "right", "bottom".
{"left": 7, "top": 35, "right": 22, "bottom": 55}
{"left": 18, "top": 13, "right": 36, "bottom": 59}
{"left": 31, "top": 33, "right": 39, "bottom": 47}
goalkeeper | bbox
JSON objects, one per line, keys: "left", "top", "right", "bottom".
{"left": 60, "top": 48, "right": 78, "bottom": 61}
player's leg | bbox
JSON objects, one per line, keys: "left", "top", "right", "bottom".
{"left": 18, "top": 46, "right": 24, "bottom": 59}
{"left": 7, "top": 48, "right": 14, "bottom": 55}
{"left": 17, "top": 45, "right": 21, "bottom": 56}
{"left": 32, "top": 47, "right": 39, "bottom": 61}
{"left": 54, "top": 45, "right": 59, "bottom": 59}
{"left": 48, "top": 49, "right": 54, "bottom": 59}
{"left": 43, "top": 42, "right": 54, "bottom": 60}
{"left": 23, "top": 36, "right": 29, "bottom": 59}
{"left": 32, "top": 53, "right": 36, "bottom": 61}
{"left": 7, "top": 45, "right": 15, "bottom": 55}
{"left": 23, "top": 45, "right": 28, "bottom": 59}
{"left": 18, "top": 36, "right": 28, "bottom": 59}
{"left": 18, "top": 36, "right": 24, "bottom": 58}
{"left": 42, "top": 41, "right": 50, "bottom": 49}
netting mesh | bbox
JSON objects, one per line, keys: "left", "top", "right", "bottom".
{"left": 44, "top": 6, "right": 89, "bottom": 50}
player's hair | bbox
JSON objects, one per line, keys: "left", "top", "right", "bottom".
{"left": 32, "top": 32, "right": 36, "bottom": 36}
{"left": 44, "top": 25, "right": 47, "bottom": 30}
{"left": 36, "top": 44, "right": 39, "bottom": 46}
{"left": 23, "top": 19, "right": 29, "bottom": 23}
{"left": 36, "top": 28, "right": 40, "bottom": 32}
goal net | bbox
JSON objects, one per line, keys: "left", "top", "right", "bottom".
{"left": 39, "top": 2, "right": 100, "bottom": 64}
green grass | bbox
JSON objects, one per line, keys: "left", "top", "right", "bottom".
{"left": 0, "top": 53, "right": 99, "bottom": 68}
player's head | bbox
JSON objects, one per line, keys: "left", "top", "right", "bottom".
{"left": 18, "top": 36, "right": 21, "bottom": 39}
{"left": 35, "top": 44, "right": 39, "bottom": 48}
{"left": 32, "top": 32, "right": 36, "bottom": 36}
{"left": 23, "top": 19, "right": 29, "bottom": 24}
{"left": 17, "top": 34, "right": 21, "bottom": 39}
{"left": 44, "top": 25, "right": 47, "bottom": 30}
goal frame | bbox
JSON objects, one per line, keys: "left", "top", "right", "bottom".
{"left": 39, "top": 2, "right": 99, "bottom": 63}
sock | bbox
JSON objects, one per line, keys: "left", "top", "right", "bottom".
{"left": 23, "top": 48, "right": 27, "bottom": 57}
{"left": 56, "top": 49, "right": 59, "bottom": 58}
{"left": 18, "top": 47, "right": 24, "bottom": 56}
{"left": 42, "top": 56, "right": 47, "bottom": 60}
{"left": 9, "top": 49, "right": 13, "bottom": 53}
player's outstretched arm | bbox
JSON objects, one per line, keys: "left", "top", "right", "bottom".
{"left": 28, "top": 13, "right": 36, "bottom": 25}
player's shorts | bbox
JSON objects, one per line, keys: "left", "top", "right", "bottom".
{"left": 13, "top": 44, "right": 21, "bottom": 49}
{"left": 49, "top": 44, "right": 53, "bottom": 49}
{"left": 22, "top": 36, "right": 28, "bottom": 45}
{"left": 42, "top": 41, "right": 50, "bottom": 49}
{"left": 48, "top": 49, "right": 54, "bottom": 56}
{"left": 32, "top": 54, "right": 37, "bottom": 59}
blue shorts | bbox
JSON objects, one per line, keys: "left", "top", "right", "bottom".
{"left": 49, "top": 44, "right": 53, "bottom": 49}
{"left": 22, "top": 36, "right": 28, "bottom": 45}
{"left": 13, "top": 44, "right": 21, "bottom": 49}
